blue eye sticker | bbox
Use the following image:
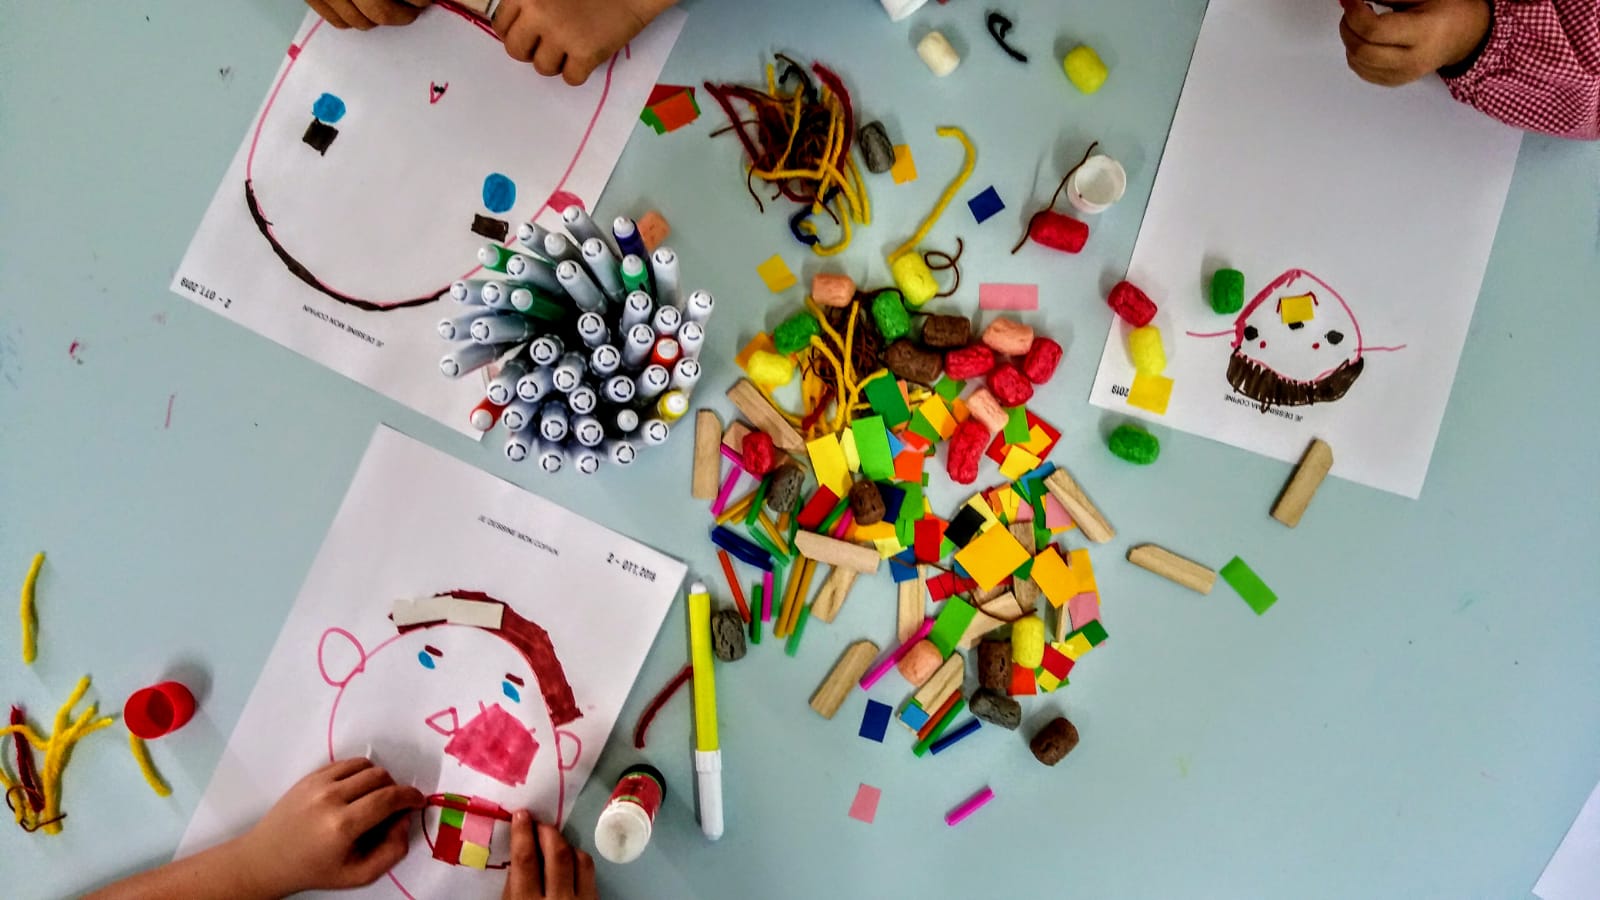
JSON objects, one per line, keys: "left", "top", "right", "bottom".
{"left": 417, "top": 650, "right": 436, "bottom": 669}
{"left": 502, "top": 681, "right": 521, "bottom": 702}
{"left": 482, "top": 174, "right": 517, "bottom": 214}
{"left": 312, "top": 92, "right": 346, "bottom": 123}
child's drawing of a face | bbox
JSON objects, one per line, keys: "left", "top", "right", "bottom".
{"left": 317, "top": 593, "right": 582, "bottom": 885}
{"left": 245, "top": 4, "right": 606, "bottom": 310}
{"left": 1217, "top": 269, "right": 1368, "bottom": 410}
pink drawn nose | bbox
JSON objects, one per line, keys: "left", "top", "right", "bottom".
{"left": 443, "top": 703, "right": 538, "bottom": 787}
{"left": 425, "top": 707, "right": 460, "bottom": 737}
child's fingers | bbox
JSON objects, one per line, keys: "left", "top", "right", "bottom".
{"left": 562, "top": 52, "right": 601, "bottom": 87}
{"left": 332, "top": 764, "right": 395, "bottom": 802}
{"left": 575, "top": 849, "right": 598, "bottom": 900}
{"left": 306, "top": 0, "right": 352, "bottom": 28}
{"left": 1341, "top": 0, "right": 1425, "bottom": 47}
{"left": 325, "top": 0, "right": 379, "bottom": 29}
{"left": 502, "top": 17, "right": 543, "bottom": 64}
{"left": 348, "top": 814, "right": 413, "bottom": 886}
{"left": 504, "top": 810, "right": 544, "bottom": 899}
{"left": 319, "top": 757, "right": 376, "bottom": 784}
{"left": 537, "top": 823, "right": 574, "bottom": 897}
{"left": 344, "top": 784, "right": 425, "bottom": 837}
{"left": 532, "top": 39, "right": 568, "bottom": 78}
{"left": 355, "top": 0, "right": 423, "bottom": 26}
{"left": 491, "top": 1, "right": 520, "bottom": 41}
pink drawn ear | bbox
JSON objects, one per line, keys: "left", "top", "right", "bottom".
{"left": 545, "top": 191, "right": 583, "bottom": 215}
{"left": 555, "top": 728, "right": 583, "bottom": 772}
{"left": 317, "top": 628, "right": 368, "bottom": 687}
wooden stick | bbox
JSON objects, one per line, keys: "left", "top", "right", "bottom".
{"left": 898, "top": 572, "right": 925, "bottom": 643}
{"left": 692, "top": 410, "right": 723, "bottom": 500}
{"left": 812, "top": 566, "right": 859, "bottom": 623}
{"left": 1272, "top": 438, "right": 1333, "bottom": 528}
{"left": 1007, "top": 523, "right": 1042, "bottom": 614}
{"left": 726, "top": 379, "right": 805, "bottom": 453}
{"left": 957, "top": 607, "right": 1006, "bottom": 649}
{"left": 1054, "top": 602, "right": 1070, "bottom": 642}
{"left": 979, "top": 590, "right": 1026, "bottom": 623}
{"left": 1044, "top": 468, "right": 1115, "bottom": 543}
{"left": 722, "top": 420, "right": 754, "bottom": 451}
{"left": 911, "top": 653, "right": 965, "bottom": 712}
{"left": 1127, "top": 544, "right": 1217, "bottom": 594}
{"left": 810, "top": 640, "right": 879, "bottom": 719}
{"left": 794, "top": 530, "right": 881, "bottom": 574}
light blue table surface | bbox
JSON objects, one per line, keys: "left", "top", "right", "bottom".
{"left": 4, "top": 1, "right": 1599, "bottom": 897}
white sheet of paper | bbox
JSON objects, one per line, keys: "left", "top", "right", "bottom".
{"left": 170, "top": 7, "right": 685, "bottom": 437}
{"left": 1536, "top": 777, "right": 1600, "bottom": 900}
{"left": 1087, "top": 0, "right": 1521, "bottom": 498}
{"left": 178, "top": 426, "right": 685, "bottom": 897}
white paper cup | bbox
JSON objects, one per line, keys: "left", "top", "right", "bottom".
{"left": 881, "top": 0, "right": 931, "bottom": 21}
{"left": 1067, "top": 155, "right": 1127, "bottom": 215}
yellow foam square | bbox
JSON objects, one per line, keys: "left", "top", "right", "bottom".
{"left": 1020, "top": 425, "right": 1054, "bottom": 456}
{"left": 873, "top": 536, "right": 905, "bottom": 558}
{"left": 807, "top": 434, "right": 850, "bottom": 496}
{"left": 891, "top": 144, "right": 918, "bottom": 184}
{"left": 459, "top": 842, "right": 490, "bottom": 870}
{"left": 854, "top": 521, "right": 896, "bottom": 542}
{"left": 839, "top": 427, "right": 861, "bottom": 473}
{"left": 1067, "top": 548, "right": 1098, "bottom": 593}
{"left": 1029, "top": 546, "right": 1077, "bottom": 608}
{"left": 964, "top": 495, "right": 1000, "bottom": 532}
{"left": 1280, "top": 292, "right": 1315, "bottom": 325}
{"left": 1059, "top": 634, "right": 1092, "bottom": 660}
{"left": 954, "top": 525, "right": 1032, "bottom": 591}
{"left": 919, "top": 395, "right": 956, "bottom": 439}
{"left": 999, "top": 446, "right": 1043, "bottom": 480}
{"left": 737, "top": 333, "right": 777, "bottom": 372}
{"left": 1037, "top": 670, "right": 1062, "bottom": 692}
{"left": 996, "top": 487, "right": 1021, "bottom": 522}
{"left": 757, "top": 254, "right": 798, "bottom": 293}
{"left": 1127, "top": 372, "right": 1174, "bottom": 416}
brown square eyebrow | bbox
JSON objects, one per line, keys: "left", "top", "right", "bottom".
{"left": 504, "top": 673, "right": 525, "bottom": 687}
{"left": 424, "top": 645, "right": 444, "bottom": 657}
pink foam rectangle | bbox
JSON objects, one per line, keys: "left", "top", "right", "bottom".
{"left": 979, "top": 283, "right": 1039, "bottom": 311}
{"left": 1043, "top": 493, "right": 1074, "bottom": 530}
{"left": 1067, "top": 591, "right": 1100, "bottom": 630}
{"left": 461, "top": 811, "right": 496, "bottom": 846}
{"left": 848, "top": 783, "right": 882, "bottom": 824}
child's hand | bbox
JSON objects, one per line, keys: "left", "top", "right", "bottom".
{"left": 1339, "top": 0, "right": 1491, "bottom": 86}
{"left": 235, "top": 758, "right": 426, "bottom": 896}
{"left": 492, "top": 0, "right": 671, "bottom": 86}
{"left": 502, "top": 810, "right": 599, "bottom": 900}
{"left": 306, "top": 0, "right": 430, "bottom": 30}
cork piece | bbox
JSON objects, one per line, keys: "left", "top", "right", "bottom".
{"left": 885, "top": 339, "right": 943, "bottom": 384}
{"left": 897, "top": 640, "right": 943, "bottom": 686}
{"left": 977, "top": 640, "right": 1012, "bottom": 692}
{"left": 692, "top": 410, "right": 723, "bottom": 499}
{"left": 848, "top": 480, "right": 887, "bottom": 526}
{"left": 921, "top": 314, "right": 973, "bottom": 349}
{"left": 794, "top": 531, "right": 881, "bottom": 574}
{"left": 898, "top": 574, "right": 925, "bottom": 643}
{"left": 912, "top": 652, "right": 965, "bottom": 711}
{"left": 712, "top": 608, "right": 747, "bottom": 662}
{"left": 1043, "top": 468, "right": 1115, "bottom": 543}
{"left": 766, "top": 463, "right": 806, "bottom": 515}
{"left": 858, "top": 121, "right": 895, "bottom": 174}
{"left": 726, "top": 379, "right": 805, "bottom": 454}
{"left": 969, "top": 688, "right": 1022, "bottom": 730}
{"left": 810, "top": 640, "right": 880, "bottom": 719}
{"left": 1127, "top": 544, "right": 1216, "bottom": 594}
{"left": 1272, "top": 438, "right": 1333, "bottom": 528}
{"left": 956, "top": 606, "right": 1006, "bottom": 649}
{"left": 1008, "top": 523, "right": 1042, "bottom": 611}
{"left": 811, "top": 566, "right": 860, "bottom": 623}
{"left": 1030, "top": 716, "right": 1080, "bottom": 766}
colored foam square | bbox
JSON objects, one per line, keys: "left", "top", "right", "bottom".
{"left": 1043, "top": 493, "right": 1075, "bottom": 531}
{"left": 915, "top": 517, "right": 946, "bottom": 563}
{"left": 985, "top": 411, "right": 1061, "bottom": 464}
{"left": 967, "top": 185, "right": 1005, "bottom": 224}
{"left": 459, "top": 841, "right": 490, "bottom": 870}
{"left": 641, "top": 85, "right": 700, "bottom": 134}
{"left": 1003, "top": 406, "right": 1031, "bottom": 444}
{"left": 907, "top": 411, "right": 940, "bottom": 444}
{"left": 898, "top": 482, "right": 923, "bottom": 521}
{"left": 860, "top": 700, "right": 892, "bottom": 742}
{"left": 757, "top": 254, "right": 798, "bottom": 293}
{"left": 807, "top": 434, "right": 851, "bottom": 496}
{"left": 864, "top": 375, "right": 913, "bottom": 426}
{"left": 1036, "top": 669, "right": 1062, "bottom": 692}
{"left": 890, "top": 559, "right": 917, "bottom": 583}
{"left": 1040, "top": 643, "right": 1074, "bottom": 679}
{"left": 1030, "top": 546, "right": 1077, "bottom": 607}
{"left": 637, "top": 210, "right": 670, "bottom": 252}
{"left": 934, "top": 376, "right": 965, "bottom": 402}
{"left": 1059, "top": 633, "right": 1092, "bottom": 659}
{"left": 979, "top": 282, "right": 1040, "bottom": 311}
{"left": 1073, "top": 619, "right": 1109, "bottom": 646}
{"left": 1220, "top": 556, "right": 1278, "bottom": 615}
{"left": 736, "top": 332, "right": 777, "bottom": 372}
{"left": 893, "top": 450, "right": 925, "bottom": 483}
{"left": 439, "top": 803, "right": 465, "bottom": 829}
{"left": 1127, "top": 372, "right": 1174, "bottom": 415}
{"left": 851, "top": 417, "right": 894, "bottom": 481}
{"left": 950, "top": 398, "right": 969, "bottom": 422}
{"left": 432, "top": 821, "right": 464, "bottom": 863}
{"left": 879, "top": 483, "right": 907, "bottom": 523}
{"left": 944, "top": 505, "right": 988, "bottom": 548}
{"left": 900, "top": 428, "right": 932, "bottom": 454}
{"left": 797, "top": 487, "right": 840, "bottom": 530}
{"left": 1280, "top": 292, "right": 1315, "bottom": 325}
{"left": 873, "top": 536, "right": 905, "bottom": 557}
{"left": 965, "top": 495, "right": 1000, "bottom": 531}
{"left": 918, "top": 395, "right": 957, "bottom": 439}
{"left": 954, "top": 526, "right": 1031, "bottom": 591}
{"left": 1067, "top": 548, "right": 1097, "bottom": 592}
{"left": 1009, "top": 663, "right": 1037, "bottom": 696}
{"left": 900, "top": 702, "right": 931, "bottom": 730}
{"left": 849, "top": 783, "right": 883, "bottom": 824}
{"left": 854, "top": 521, "right": 896, "bottom": 542}
{"left": 1020, "top": 424, "right": 1056, "bottom": 457}
{"left": 1067, "top": 591, "right": 1100, "bottom": 631}
{"left": 891, "top": 144, "right": 918, "bottom": 183}
{"left": 461, "top": 811, "right": 496, "bottom": 846}
{"left": 929, "top": 597, "right": 979, "bottom": 655}
{"left": 999, "top": 446, "right": 1042, "bottom": 480}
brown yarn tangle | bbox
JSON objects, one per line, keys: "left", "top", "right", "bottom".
{"left": 801, "top": 293, "right": 887, "bottom": 422}
{"left": 5, "top": 784, "right": 64, "bottom": 833}
{"left": 922, "top": 237, "right": 965, "bottom": 299}
{"left": 1011, "top": 141, "right": 1100, "bottom": 254}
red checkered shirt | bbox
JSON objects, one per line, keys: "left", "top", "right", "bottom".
{"left": 1442, "top": 0, "right": 1600, "bottom": 139}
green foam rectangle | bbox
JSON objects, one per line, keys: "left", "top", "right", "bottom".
{"left": 852, "top": 416, "right": 895, "bottom": 481}
{"left": 928, "top": 597, "right": 978, "bottom": 656}
{"left": 1220, "top": 556, "right": 1277, "bottom": 615}
{"left": 864, "top": 376, "right": 912, "bottom": 427}
{"left": 1003, "top": 406, "right": 1031, "bottom": 444}
{"left": 934, "top": 376, "right": 966, "bottom": 402}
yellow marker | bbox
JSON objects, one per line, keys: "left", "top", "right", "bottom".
{"left": 687, "top": 582, "right": 724, "bottom": 839}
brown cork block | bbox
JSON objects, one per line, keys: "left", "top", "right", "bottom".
{"left": 1030, "top": 716, "right": 1080, "bottom": 766}
{"left": 921, "top": 314, "right": 973, "bottom": 349}
{"left": 977, "top": 640, "right": 1012, "bottom": 692}
{"left": 848, "top": 480, "right": 886, "bottom": 526}
{"left": 884, "top": 339, "right": 943, "bottom": 384}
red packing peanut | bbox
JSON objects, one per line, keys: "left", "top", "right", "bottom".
{"left": 742, "top": 431, "right": 778, "bottom": 476}
{"left": 1022, "top": 337, "right": 1063, "bottom": 384}
{"left": 1028, "top": 210, "right": 1089, "bottom": 253}
{"left": 947, "top": 418, "right": 989, "bottom": 485}
{"left": 988, "top": 363, "right": 1034, "bottom": 407}
{"left": 944, "top": 345, "right": 997, "bottom": 380}
{"left": 1107, "top": 280, "right": 1157, "bottom": 327}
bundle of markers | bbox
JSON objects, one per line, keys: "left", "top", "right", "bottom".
{"left": 436, "top": 206, "right": 711, "bottom": 474}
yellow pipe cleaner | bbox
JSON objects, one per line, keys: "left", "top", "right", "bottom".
{"left": 887, "top": 127, "right": 976, "bottom": 264}
{"left": 20, "top": 552, "right": 43, "bottom": 664}
{"left": 0, "top": 675, "right": 114, "bottom": 834}
{"left": 128, "top": 733, "right": 172, "bottom": 798}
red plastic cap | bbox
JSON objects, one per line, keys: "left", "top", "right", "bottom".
{"left": 124, "top": 681, "right": 196, "bottom": 739}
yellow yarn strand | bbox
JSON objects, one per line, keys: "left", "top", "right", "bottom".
{"left": 128, "top": 733, "right": 171, "bottom": 798}
{"left": 0, "top": 675, "right": 113, "bottom": 834}
{"left": 887, "top": 127, "right": 976, "bottom": 264}
{"left": 19, "top": 552, "right": 43, "bottom": 664}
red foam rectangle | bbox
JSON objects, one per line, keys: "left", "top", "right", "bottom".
{"left": 796, "top": 487, "right": 839, "bottom": 530}
{"left": 1009, "top": 664, "right": 1037, "bottom": 696}
{"left": 914, "top": 518, "right": 946, "bottom": 564}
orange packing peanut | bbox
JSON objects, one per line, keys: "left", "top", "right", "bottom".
{"left": 811, "top": 272, "right": 857, "bottom": 307}
{"left": 981, "top": 317, "right": 1036, "bottom": 357}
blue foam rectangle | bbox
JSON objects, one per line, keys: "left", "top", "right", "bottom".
{"left": 859, "top": 700, "right": 892, "bottom": 742}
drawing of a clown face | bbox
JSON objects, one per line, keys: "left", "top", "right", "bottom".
{"left": 1218, "top": 269, "right": 1368, "bottom": 411}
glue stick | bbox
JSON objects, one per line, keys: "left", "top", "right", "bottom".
{"left": 595, "top": 764, "right": 666, "bottom": 864}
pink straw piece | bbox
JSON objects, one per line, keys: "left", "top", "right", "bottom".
{"left": 719, "top": 443, "right": 745, "bottom": 467}
{"left": 944, "top": 787, "right": 994, "bottom": 827}
{"left": 831, "top": 509, "right": 855, "bottom": 539}
{"left": 761, "top": 570, "right": 775, "bottom": 623}
{"left": 709, "top": 467, "right": 742, "bottom": 517}
{"left": 858, "top": 617, "right": 934, "bottom": 690}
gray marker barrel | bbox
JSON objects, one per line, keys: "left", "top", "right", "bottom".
{"left": 438, "top": 311, "right": 486, "bottom": 341}
{"left": 556, "top": 260, "right": 606, "bottom": 314}
{"left": 621, "top": 290, "right": 654, "bottom": 331}
{"left": 589, "top": 344, "right": 621, "bottom": 379}
{"left": 576, "top": 312, "right": 610, "bottom": 349}
{"left": 567, "top": 384, "right": 599, "bottom": 415}
{"left": 636, "top": 365, "right": 670, "bottom": 400}
{"left": 487, "top": 359, "right": 531, "bottom": 405}
{"left": 552, "top": 352, "right": 586, "bottom": 393}
{"left": 686, "top": 290, "right": 715, "bottom": 325}
{"left": 640, "top": 418, "right": 672, "bottom": 446}
{"left": 516, "top": 366, "right": 556, "bottom": 403}
{"left": 581, "top": 238, "right": 625, "bottom": 303}
{"left": 676, "top": 321, "right": 705, "bottom": 360}
{"left": 651, "top": 304, "right": 682, "bottom": 338}
{"left": 540, "top": 405, "right": 570, "bottom": 443}
{"left": 440, "top": 342, "right": 502, "bottom": 378}
{"left": 562, "top": 205, "right": 609, "bottom": 251}
{"left": 504, "top": 252, "right": 565, "bottom": 295}
{"left": 669, "top": 357, "right": 701, "bottom": 392}
{"left": 479, "top": 281, "right": 517, "bottom": 310}
{"left": 536, "top": 437, "right": 568, "bottom": 473}
{"left": 571, "top": 415, "right": 605, "bottom": 448}
{"left": 622, "top": 323, "right": 655, "bottom": 369}
{"left": 574, "top": 446, "right": 604, "bottom": 475}
{"left": 603, "top": 374, "right": 636, "bottom": 405}
{"left": 605, "top": 438, "right": 638, "bottom": 467}
{"left": 471, "top": 314, "right": 538, "bottom": 345}
{"left": 528, "top": 335, "right": 565, "bottom": 367}
{"left": 517, "top": 220, "right": 553, "bottom": 252}
{"left": 542, "top": 232, "right": 581, "bottom": 265}
{"left": 650, "top": 247, "right": 681, "bottom": 309}
{"left": 501, "top": 399, "right": 539, "bottom": 433}
{"left": 505, "top": 430, "right": 535, "bottom": 463}
{"left": 451, "top": 279, "right": 491, "bottom": 305}
{"left": 510, "top": 285, "right": 565, "bottom": 319}
{"left": 611, "top": 408, "right": 640, "bottom": 434}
